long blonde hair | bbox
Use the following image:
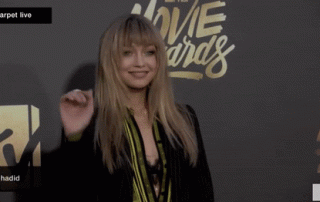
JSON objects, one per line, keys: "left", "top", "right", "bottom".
{"left": 95, "top": 14, "right": 198, "bottom": 173}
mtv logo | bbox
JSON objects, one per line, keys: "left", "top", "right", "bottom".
{"left": 0, "top": 105, "right": 40, "bottom": 166}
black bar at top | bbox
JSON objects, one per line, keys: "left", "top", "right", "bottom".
{"left": 0, "top": 7, "right": 52, "bottom": 24}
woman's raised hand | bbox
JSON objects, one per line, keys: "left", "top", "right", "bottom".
{"left": 60, "top": 89, "right": 94, "bottom": 138}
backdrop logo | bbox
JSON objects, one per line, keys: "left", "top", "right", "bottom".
{"left": 132, "top": 0, "right": 235, "bottom": 80}
{"left": 0, "top": 105, "right": 40, "bottom": 167}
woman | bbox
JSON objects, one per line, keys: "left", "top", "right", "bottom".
{"left": 59, "top": 14, "right": 213, "bottom": 201}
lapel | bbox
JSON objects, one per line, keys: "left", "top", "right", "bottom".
{"left": 156, "top": 122, "right": 186, "bottom": 201}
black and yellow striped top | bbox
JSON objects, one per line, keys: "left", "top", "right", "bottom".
{"left": 124, "top": 115, "right": 172, "bottom": 202}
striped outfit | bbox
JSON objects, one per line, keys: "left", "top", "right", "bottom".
{"left": 124, "top": 115, "right": 172, "bottom": 202}
{"left": 55, "top": 105, "right": 214, "bottom": 202}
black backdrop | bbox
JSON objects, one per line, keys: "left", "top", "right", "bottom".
{"left": 1, "top": 0, "right": 319, "bottom": 201}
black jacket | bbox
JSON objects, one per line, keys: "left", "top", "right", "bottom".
{"left": 48, "top": 105, "right": 214, "bottom": 201}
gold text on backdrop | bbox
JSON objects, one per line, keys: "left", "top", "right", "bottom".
{"left": 132, "top": 0, "right": 235, "bottom": 80}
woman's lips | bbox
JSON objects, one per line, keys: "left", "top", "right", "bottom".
{"left": 129, "top": 71, "right": 148, "bottom": 78}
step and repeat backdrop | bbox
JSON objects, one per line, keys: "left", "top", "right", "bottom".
{"left": 1, "top": 0, "right": 319, "bottom": 201}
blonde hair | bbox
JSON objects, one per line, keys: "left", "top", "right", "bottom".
{"left": 95, "top": 14, "right": 198, "bottom": 173}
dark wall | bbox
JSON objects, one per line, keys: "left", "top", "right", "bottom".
{"left": 0, "top": 0, "right": 319, "bottom": 201}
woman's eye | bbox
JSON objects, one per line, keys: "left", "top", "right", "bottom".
{"left": 145, "top": 50, "right": 156, "bottom": 56}
{"left": 122, "top": 50, "right": 132, "bottom": 56}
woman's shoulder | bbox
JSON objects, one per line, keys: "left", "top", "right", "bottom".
{"left": 175, "top": 103, "right": 197, "bottom": 118}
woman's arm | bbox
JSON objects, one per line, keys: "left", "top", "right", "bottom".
{"left": 186, "top": 104, "right": 215, "bottom": 201}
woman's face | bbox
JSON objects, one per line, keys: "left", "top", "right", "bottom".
{"left": 118, "top": 43, "right": 158, "bottom": 90}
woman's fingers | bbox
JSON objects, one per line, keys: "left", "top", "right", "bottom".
{"left": 82, "top": 89, "right": 93, "bottom": 103}
{"left": 59, "top": 89, "right": 94, "bottom": 136}
{"left": 75, "top": 91, "right": 87, "bottom": 104}
{"left": 61, "top": 89, "right": 90, "bottom": 105}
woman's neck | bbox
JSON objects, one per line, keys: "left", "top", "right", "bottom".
{"left": 126, "top": 87, "right": 148, "bottom": 115}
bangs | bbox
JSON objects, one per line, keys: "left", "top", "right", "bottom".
{"left": 118, "top": 15, "right": 159, "bottom": 47}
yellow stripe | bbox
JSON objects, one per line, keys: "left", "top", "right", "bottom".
{"left": 126, "top": 121, "right": 148, "bottom": 202}
{"left": 133, "top": 178, "right": 142, "bottom": 202}
{"left": 127, "top": 118, "right": 154, "bottom": 202}
{"left": 125, "top": 122, "right": 149, "bottom": 202}
{"left": 168, "top": 180, "right": 172, "bottom": 202}
{"left": 154, "top": 121, "right": 165, "bottom": 202}
{"left": 125, "top": 118, "right": 172, "bottom": 202}
{"left": 125, "top": 123, "right": 142, "bottom": 200}
{"left": 153, "top": 121, "right": 172, "bottom": 202}
{"left": 126, "top": 124, "right": 147, "bottom": 202}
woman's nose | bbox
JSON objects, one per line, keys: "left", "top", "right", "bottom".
{"left": 133, "top": 52, "right": 145, "bottom": 67}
